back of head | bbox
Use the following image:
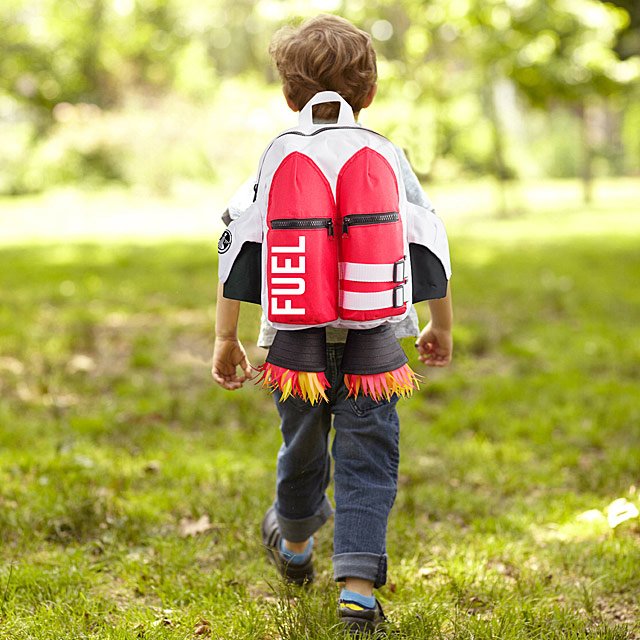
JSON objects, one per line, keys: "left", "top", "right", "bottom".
{"left": 269, "top": 14, "right": 377, "bottom": 121}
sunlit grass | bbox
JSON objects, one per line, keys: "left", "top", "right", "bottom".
{"left": 0, "top": 183, "right": 639, "bottom": 638}
{"left": 1, "top": 177, "right": 639, "bottom": 245}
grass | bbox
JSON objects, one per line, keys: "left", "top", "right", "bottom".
{"left": 0, "top": 180, "right": 639, "bottom": 638}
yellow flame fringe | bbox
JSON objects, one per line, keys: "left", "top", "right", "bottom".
{"left": 256, "top": 363, "right": 330, "bottom": 405}
{"left": 344, "top": 363, "right": 421, "bottom": 401}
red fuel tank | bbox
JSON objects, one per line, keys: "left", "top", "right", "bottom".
{"left": 266, "top": 152, "right": 339, "bottom": 325}
{"left": 336, "top": 147, "right": 406, "bottom": 323}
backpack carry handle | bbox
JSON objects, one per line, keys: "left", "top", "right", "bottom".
{"left": 298, "top": 91, "right": 355, "bottom": 129}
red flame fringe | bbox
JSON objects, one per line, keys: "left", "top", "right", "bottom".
{"left": 344, "top": 363, "right": 420, "bottom": 401}
{"left": 256, "top": 363, "right": 330, "bottom": 405}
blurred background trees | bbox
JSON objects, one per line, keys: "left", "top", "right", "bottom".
{"left": 1, "top": 0, "right": 638, "bottom": 204}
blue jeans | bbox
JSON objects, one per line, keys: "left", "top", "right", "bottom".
{"left": 273, "top": 343, "right": 400, "bottom": 588}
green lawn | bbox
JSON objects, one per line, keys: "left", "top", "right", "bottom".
{"left": 1, "top": 182, "right": 639, "bottom": 638}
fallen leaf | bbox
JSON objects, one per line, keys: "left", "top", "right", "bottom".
{"left": 152, "top": 617, "right": 173, "bottom": 628}
{"left": 144, "top": 460, "right": 161, "bottom": 474}
{"left": 151, "top": 608, "right": 175, "bottom": 628}
{"left": 194, "top": 618, "right": 211, "bottom": 636}
{"left": 418, "top": 565, "right": 439, "bottom": 579}
{"left": 179, "top": 515, "right": 214, "bottom": 537}
{"left": 606, "top": 498, "right": 639, "bottom": 529}
{"left": 0, "top": 357, "right": 25, "bottom": 375}
{"left": 68, "top": 354, "right": 96, "bottom": 373}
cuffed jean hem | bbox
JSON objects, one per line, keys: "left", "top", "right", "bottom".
{"left": 333, "top": 552, "right": 388, "bottom": 589}
{"left": 275, "top": 496, "right": 334, "bottom": 542}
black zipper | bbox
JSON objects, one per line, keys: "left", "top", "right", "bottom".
{"left": 342, "top": 212, "right": 399, "bottom": 235}
{"left": 253, "top": 126, "right": 389, "bottom": 202}
{"left": 271, "top": 217, "right": 334, "bottom": 236}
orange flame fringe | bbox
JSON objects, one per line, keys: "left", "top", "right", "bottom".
{"left": 344, "top": 364, "right": 420, "bottom": 401}
{"left": 256, "top": 363, "right": 330, "bottom": 405}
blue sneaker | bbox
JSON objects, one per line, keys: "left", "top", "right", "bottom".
{"left": 261, "top": 506, "right": 315, "bottom": 586}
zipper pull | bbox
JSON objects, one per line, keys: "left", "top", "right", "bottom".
{"left": 327, "top": 220, "right": 334, "bottom": 237}
{"left": 252, "top": 183, "right": 258, "bottom": 202}
{"left": 342, "top": 218, "right": 349, "bottom": 235}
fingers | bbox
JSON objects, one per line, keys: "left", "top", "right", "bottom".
{"left": 211, "top": 369, "right": 226, "bottom": 386}
{"left": 423, "top": 355, "right": 450, "bottom": 367}
{"left": 414, "top": 341, "right": 429, "bottom": 357}
{"left": 415, "top": 340, "right": 451, "bottom": 367}
{"left": 240, "top": 355, "right": 253, "bottom": 381}
{"left": 211, "top": 366, "right": 243, "bottom": 390}
{"left": 415, "top": 339, "right": 435, "bottom": 356}
{"left": 213, "top": 376, "right": 242, "bottom": 390}
{"left": 422, "top": 348, "right": 452, "bottom": 366}
{"left": 212, "top": 357, "right": 255, "bottom": 389}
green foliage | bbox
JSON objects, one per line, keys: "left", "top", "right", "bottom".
{"left": 1, "top": 0, "right": 639, "bottom": 194}
{"left": 622, "top": 99, "right": 640, "bottom": 173}
{"left": 0, "top": 88, "right": 261, "bottom": 196}
{"left": 0, "top": 0, "right": 207, "bottom": 115}
{"left": 530, "top": 109, "right": 582, "bottom": 178}
{"left": 0, "top": 186, "right": 639, "bottom": 637}
{"left": 363, "top": 0, "right": 640, "bottom": 182}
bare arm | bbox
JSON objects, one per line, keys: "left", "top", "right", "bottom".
{"left": 215, "top": 280, "right": 241, "bottom": 339}
{"left": 211, "top": 281, "right": 253, "bottom": 390}
{"left": 416, "top": 283, "right": 453, "bottom": 367}
{"left": 394, "top": 147, "right": 453, "bottom": 366}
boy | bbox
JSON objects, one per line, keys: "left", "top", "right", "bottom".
{"left": 212, "top": 14, "right": 453, "bottom": 634}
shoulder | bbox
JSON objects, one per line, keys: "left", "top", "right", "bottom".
{"left": 390, "top": 143, "right": 420, "bottom": 186}
{"left": 389, "top": 143, "right": 434, "bottom": 210}
{"left": 222, "top": 176, "right": 257, "bottom": 225}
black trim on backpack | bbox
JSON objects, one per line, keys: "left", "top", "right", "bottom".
{"left": 223, "top": 241, "right": 262, "bottom": 305}
{"left": 341, "top": 212, "right": 399, "bottom": 235}
{"left": 271, "top": 217, "right": 334, "bottom": 235}
{"left": 409, "top": 243, "right": 448, "bottom": 302}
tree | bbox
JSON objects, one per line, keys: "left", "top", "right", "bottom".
{"left": 500, "top": 0, "right": 640, "bottom": 203}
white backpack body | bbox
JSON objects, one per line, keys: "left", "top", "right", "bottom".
{"left": 218, "top": 92, "right": 451, "bottom": 332}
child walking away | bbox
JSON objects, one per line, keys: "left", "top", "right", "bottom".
{"left": 212, "top": 15, "right": 453, "bottom": 635}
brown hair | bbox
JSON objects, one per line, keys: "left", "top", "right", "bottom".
{"left": 269, "top": 14, "right": 377, "bottom": 120}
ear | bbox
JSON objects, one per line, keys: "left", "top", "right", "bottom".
{"left": 283, "top": 88, "right": 299, "bottom": 112}
{"left": 361, "top": 84, "right": 377, "bottom": 109}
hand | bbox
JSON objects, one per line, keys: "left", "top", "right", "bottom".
{"left": 211, "top": 337, "right": 253, "bottom": 390}
{"left": 415, "top": 322, "right": 453, "bottom": 367}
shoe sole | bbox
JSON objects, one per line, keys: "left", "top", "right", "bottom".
{"left": 339, "top": 617, "right": 387, "bottom": 637}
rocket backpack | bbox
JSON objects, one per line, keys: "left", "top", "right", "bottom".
{"left": 218, "top": 91, "right": 451, "bottom": 404}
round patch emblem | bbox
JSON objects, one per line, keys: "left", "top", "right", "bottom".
{"left": 218, "top": 230, "right": 232, "bottom": 254}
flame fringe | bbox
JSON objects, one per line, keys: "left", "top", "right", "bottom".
{"left": 256, "top": 363, "right": 330, "bottom": 405}
{"left": 344, "top": 364, "right": 420, "bottom": 401}
{"left": 257, "top": 363, "right": 420, "bottom": 404}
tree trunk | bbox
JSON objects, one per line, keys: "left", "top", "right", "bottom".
{"left": 80, "top": 0, "right": 106, "bottom": 106}
{"left": 483, "top": 69, "right": 510, "bottom": 218}
{"left": 605, "top": 98, "right": 625, "bottom": 176}
{"left": 577, "top": 100, "right": 594, "bottom": 205}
